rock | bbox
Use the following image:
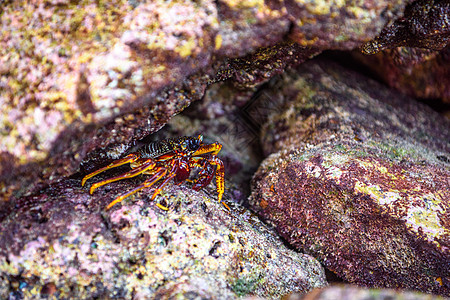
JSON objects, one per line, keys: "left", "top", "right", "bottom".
{"left": 249, "top": 59, "right": 450, "bottom": 296}
{"left": 1, "top": 0, "right": 218, "bottom": 163}
{"left": 1, "top": 0, "right": 409, "bottom": 203}
{"left": 361, "top": 0, "right": 450, "bottom": 54}
{"left": 357, "top": 0, "right": 450, "bottom": 105}
{"left": 286, "top": 0, "right": 407, "bottom": 49}
{"left": 0, "top": 173, "right": 326, "bottom": 298}
{"left": 354, "top": 47, "right": 450, "bottom": 104}
{"left": 214, "top": 41, "right": 321, "bottom": 88}
{"left": 287, "top": 284, "right": 448, "bottom": 300}
{"left": 214, "top": 0, "right": 291, "bottom": 57}
{"left": 1, "top": 0, "right": 219, "bottom": 202}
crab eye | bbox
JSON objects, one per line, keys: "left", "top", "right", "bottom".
{"left": 187, "top": 138, "right": 200, "bottom": 151}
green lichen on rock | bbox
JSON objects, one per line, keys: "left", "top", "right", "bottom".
{"left": 0, "top": 0, "right": 221, "bottom": 166}
{"left": 0, "top": 175, "right": 326, "bottom": 298}
{"left": 295, "top": 285, "right": 448, "bottom": 300}
{"left": 250, "top": 59, "right": 449, "bottom": 295}
{"left": 286, "top": 0, "right": 407, "bottom": 49}
{"left": 231, "top": 273, "right": 263, "bottom": 296}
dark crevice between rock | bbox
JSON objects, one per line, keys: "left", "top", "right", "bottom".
{"left": 321, "top": 50, "right": 450, "bottom": 116}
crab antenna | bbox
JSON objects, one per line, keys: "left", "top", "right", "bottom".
{"left": 197, "top": 134, "right": 203, "bottom": 142}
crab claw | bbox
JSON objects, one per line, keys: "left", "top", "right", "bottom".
{"left": 192, "top": 164, "right": 215, "bottom": 191}
{"left": 174, "top": 160, "right": 191, "bottom": 184}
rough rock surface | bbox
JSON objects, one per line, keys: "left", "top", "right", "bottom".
{"left": 0, "top": 174, "right": 326, "bottom": 298}
{"left": 285, "top": 0, "right": 407, "bottom": 49}
{"left": 287, "top": 284, "right": 448, "bottom": 300}
{"left": 1, "top": 0, "right": 408, "bottom": 203}
{"left": 362, "top": 0, "right": 450, "bottom": 54}
{"left": 358, "top": 0, "right": 450, "bottom": 104}
{"left": 355, "top": 46, "right": 450, "bottom": 104}
{"left": 249, "top": 59, "right": 450, "bottom": 295}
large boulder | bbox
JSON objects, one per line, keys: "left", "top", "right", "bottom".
{"left": 250, "top": 59, "right": 449, "bottom": 296}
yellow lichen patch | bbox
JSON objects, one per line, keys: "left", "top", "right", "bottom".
{"left": 356, "top": 159, "right": 399, "bottom": 181}
{"left": 325, "top": 166, "right": 343, "bottom": 183}
{"left": 215, "top": 34, "right": 223, "bottom": 50}
{"left": 296, "top": 36, "right": 320, "bottom": 47}
{"left": 356, "top": 179, "right": 448, "bottom": 243}
{"left": 347, "top": 6, "right": 372, "bottom": 19}
{"left": 303, "top": 0, "right": 346, "bottom": 16}
{"left": 354, "top": 181, "right": 402, "bottom": 206}
{"left": 405, "top": 202, "right": 447, "bottom": 242}
{"left": 224, "top": 0, "right": 265, "bottom": 9}
{"left": 175, "top": 37, "right": 198, "bottom": 58}
{"left": 124, "top": 2, "right": 218, "bottom": 59}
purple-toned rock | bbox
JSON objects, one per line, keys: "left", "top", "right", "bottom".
{"left": 0, "top": 0, "right": 217, "bottom": 163}
{"left": 357, "top": 0, "right": 450, "bottom": 105}
{"left": 286, "top": 0, "right": 407, "bottom": 49}
{"left": 287, "top": 284, "right": 448, "bottom": 300}
{"left": 249, "top": 59, "right": 450, "bottom": 296}
{"left": 1, "top": 0, "right": 412, "bottom": 204}
{"left": 355, "top": 47, "right": 450, "bottom": 104}
{"left": 361, "top": 0, "right": 450, "bottom": 54}
{"left": 0, "top": 173, "right": 326, "bottom": 298}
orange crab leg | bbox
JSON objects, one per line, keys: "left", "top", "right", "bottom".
{"left": 89, "top": 158, "right": 156, "bottom": 194}
{"left": 210, "top": 157, "right": 225, "bottom": 206}
{"left": 105, "top": 167, "right": 167, "bottom": 210}
{"left": 81, "top": 154, "right": 139, "bottom": 186}
{"left": 189, "top": 156, "right": 228, "bottom": 210}
{"left": 189, "top": 158, "right": 214, "bottom": 190}
{"left": 192, "top": 142, "right": 222, "bottom": 156}
{"left": 149, "top": 159, "right": 179, "bottom": 201}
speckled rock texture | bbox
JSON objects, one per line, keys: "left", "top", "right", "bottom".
{"left": 361, "top": 0, "right": 450, "bottom": 54}
{"left": 358, "top": 0, "right": 450, "bottom": 104}
{"left": 287, "top": 284, "right": 448, "bottom": 300}
{"left": 249, "top": 59, "right": 450, "bottom": 296}
{"left": 355, "top": 46, "right": 450, "bottom": 104}
{"left": 0, "top": 175, "right": 326, "bottom": 298}
{"left": 1, "top": 0, "right": 408, "bottom": 203}
{"left": 285, "top": 0, "right": 407, "bottom": 49}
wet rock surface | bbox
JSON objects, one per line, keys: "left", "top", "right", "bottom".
{"left": 249, "top": 59, "right": 450, "bottom": 296}
{"left": 213, "top": 41, "right": 321, "bottom": 88}
{"left": 0, "top": 175, "right": 326, "bottom": 298}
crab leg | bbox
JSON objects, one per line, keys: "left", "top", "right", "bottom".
{"left": 149, "top": 159, "right": 180, "bottom": 204}
{"left": 192, "top": 142, "right": 222, "bottom": 156}
{"left": 190, "top": 158, "right": 215, "bottom": 191}
{"left": 81, "top": 154, "right": 139, "bottom": 186}
{"left": 189, "top": 156, "right": 227, "bottom": 209}
{"left": 209, "top": 156, "right": 225, "bottom": 204}
{"left": 105, "top": 167, "right": 167, "bottom": 210}
{"left": 89, "top": 158, "right": 156, "bottom": 194}
{"left": 174, "top": 160, "right": 190, "bottom": 184}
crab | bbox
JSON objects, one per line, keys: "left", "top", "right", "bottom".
{"left": 81, "top": 135, "right": 227, "bottom": 210}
